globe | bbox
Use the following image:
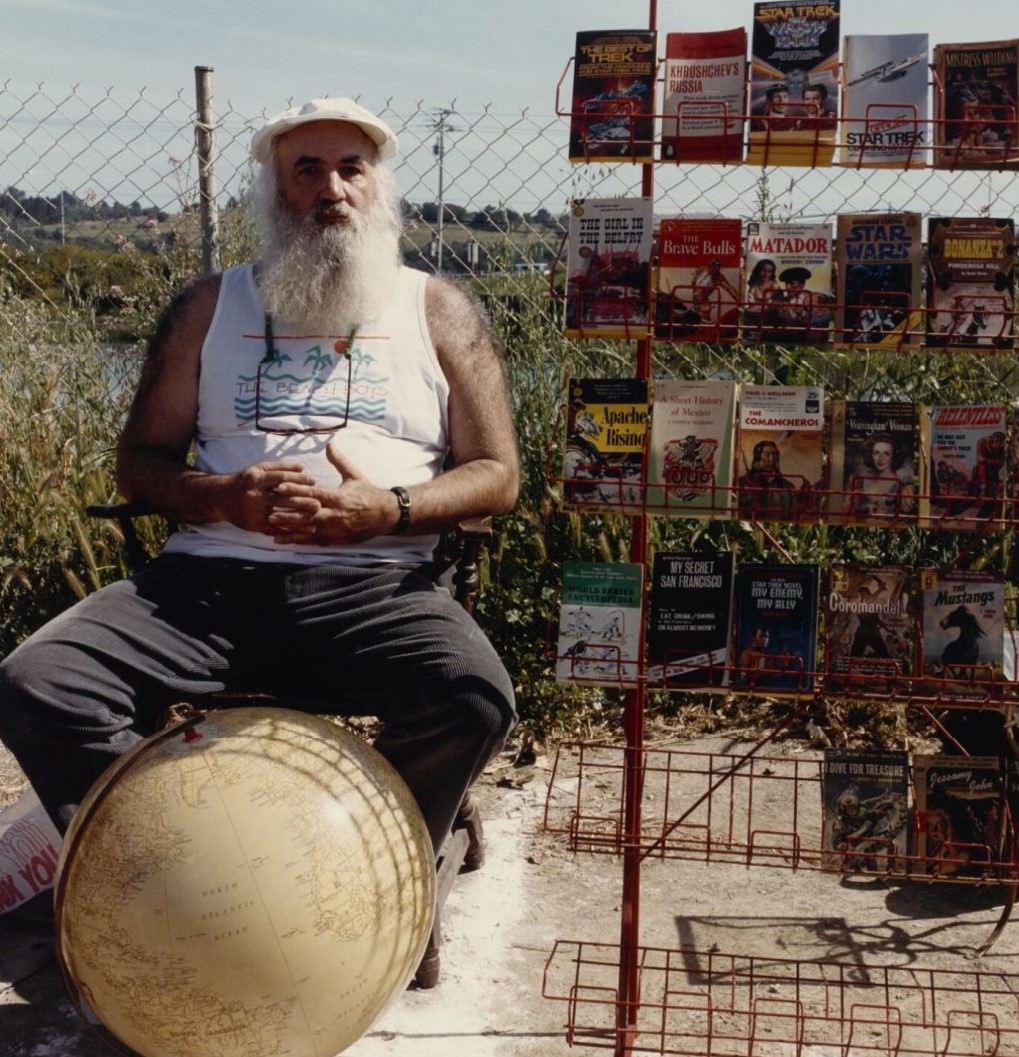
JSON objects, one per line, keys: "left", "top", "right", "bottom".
{"left": 54, "top": 706, "right": 436, "bottom": 1057}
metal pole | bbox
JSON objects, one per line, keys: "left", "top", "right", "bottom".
{"left": 434, "top": 108, "right": 452, "bottom": 272}
{"left": 194, "top": 66, "right": 221, "bottom": 276}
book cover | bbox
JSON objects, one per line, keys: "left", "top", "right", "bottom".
{"left": 731, "top": 563, "right": 819, "bottom": 694}
{"left": 921, "top": 405, "right": 1008, "bottom": 531}
{"left": 654, "top": 217, "right": 742, "bottom": 343}
{"left": 564, "top": 196, "right": 653, "bottom": 338}
{"left": 563, "top": 377, "right": 648, "bottom": 512}
{"left": 840, "top": 33, "right": 929, "bottom": 168}
{"left": 932, "top": 38, "right": 1019, "bottom": 170}
{"left": 828, "top": 400, "right": 918, "bottom": 525}
{"left": 556, "top": 560, "right": 644, "bottom": 686}
{"left": 746, "top": 1, "right": 840, "bottom": 166}
{"left": 834, "top": 212, "right": 923, "bottom": 345}
{"left": 821, "top": 749, "right": 910, "bottom": 874}
{"left": 660, "top": 28, "right": 747, "bottom": 164}
{"left": 913, "top": 754, "right": 1005, "bottom": 877}
{"left": 568, "top": 29, "right": 658, "bottom": 163}
{"left": 824, "top": 565, "right": 915, "bottom": 694}
{"left": 647, "top": 551, "right": 734, "bottom": 689}
{"left": 646, "top": 377, "right": 737, "bottom": 517}
{"left": 735, "top": 384, "right": 824, "bottom": 521}
{"left": 742, "top": 221, "right": 834, "bottom": 344}
{"left": 926, "top": 217, "right": 1016, "bottom": 350}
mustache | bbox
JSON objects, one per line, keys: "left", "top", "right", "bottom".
{"left": 313, "top": 201, "right": 354, "bottom": 224}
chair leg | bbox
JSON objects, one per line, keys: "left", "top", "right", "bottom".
{"left": 414, "top": 929, "right": 441, "bottom": 990}
{"left": 454, "top": 791, "right": 485, "bottom": 872}
{"left": 414, "top": 825, "right": 470, "bottom": 988}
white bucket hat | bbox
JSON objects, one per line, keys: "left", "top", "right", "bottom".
{"left": 251, "top": 98, "right": 399, "bottom": 162}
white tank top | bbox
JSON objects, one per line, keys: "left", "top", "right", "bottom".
{"left": 162, "top": 264, "right": 449, "bottom": 564}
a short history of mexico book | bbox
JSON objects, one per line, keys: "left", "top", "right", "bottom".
{"left": 746, "top": 1, "right": 840, "bottom": 166}
{"left": 647, "top": 551, "right": 734, "bottom": 690}
{"left": 654, "top": 217, "right": 742, "bottom": 344}
{"left": 568, "top": 29, "right": 658, "bottom": 163}
{"left": 562, "top": 377, "right": 648, "bottom": 513}
{"left": 821, "top": 748, "right": 910, "bottom": 874}
{"left": 840, "top": 33, "right": 929, "bottom": 168}
{"left": 735, "top": 384, "right": 824, "bottom": 522}
{"left": 731, "top": 563, "right": 819, "bottom": 695}
{"left": 555, "top": 560, "right": 644, "bottom": 687}
{"left": 823, "top": 565, "right": 914, "bottom": 695}
{"left": 660, "top": 27, "right": 747, "bottom": 164}
{"left": 834, "top": 212, "right": 923, "bottom": 346}
{"left": 827, "top": 400, "right": 918, "bottom": 527}
{"left": 741, "top": 221, "right": 833, "bottom": 345}
{"left": 920, "top": 404, "right": 1008, "bottom": 531}
{"left": 564, "top": 196, "right": 652, "bottom": 339}
{"left": 932, "top": 38, "right": 1019, "bottom": 170}
{"left": 926, "top": 217, "right": 1016, "bottom": 350}
{"left": 646, "top": 377, "right": 736, "bottom": 518}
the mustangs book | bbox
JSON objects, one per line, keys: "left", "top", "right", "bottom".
{"left": 555, "top": 560, "right": 644, "bottom": 687}
{"left": 926, "top": 217, "right": 1015, "bottom": 350}
{"left": 834, "top": 212, "right": 923, "bottom": 346}
{"left": 840, "top": 33, "right": 929, "bottom": 168}
{"left": 660, "top": 28, "right": 747, "bottom": 164}
{"left": 821, "top": 748, "right": 910, "bottom": 874}
{"left": 647, "top": 551, "right": 734, "bottom": 689}
{"left": 568, "top": 29, "right": 658, "bottom": 163}
{"left": 564, "top": 196, "right": 653, "bottom": 339}
{"left": 646, "top": 377, "right": 736, "bottom": 517}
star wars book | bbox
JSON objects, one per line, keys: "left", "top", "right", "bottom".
{"left": 646, "top": 377, "right": 737, "bottom": 518}
{"left": 840, "top": 33, "right": 929, "bottom": 168}
{"left": 735, "top": 384, "right": 824, "bottom": 522}
{"left": 742, "top": 221, "right": 834, "bottom": 345}
{"left": 564, "top": 196, "right": 653, "bottom": 339}
{"left": 834, "top": 212, "right": 923, "bottom": 346}
{"left": 932, "top": 38, "right": 1019, "bottom": 170}
{"left": 926, "top": 217, "right": 1016, "bottom": 350}
{"left": 660, "top": 27, "right": 747, "bottom": 164}
{"left": 746, "top": 1, "right": 840, "bottom": 166}
{"left": 821, "top": 748, "right": 910, "bottom": 874}
{"left": 568, "top": 29, "right": 658, "bottom": 163}
{"left": 654, "top": 217, "right": 742, "bottom": 343}
{"left": 556, "top": 560, "right": 644, "bottom": 687}
{"left": 731, "top": 563, "right": 819, "bottom": 695}
{"left": 563, "top": 377, "right": 648, "bottom": 512}
{"left": 647, "top": 551, "right": 734, "bottom": 690}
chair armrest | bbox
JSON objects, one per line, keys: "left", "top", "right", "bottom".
{"left": 452, "top": 516, "right": 493, "bottom": 615}
{"left": 86, "top": 502, "right": 162, "bottom": 574}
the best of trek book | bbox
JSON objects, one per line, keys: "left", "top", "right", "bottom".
{"left": 564, "top": 196, "right": 653, "bottom": 339}
{"left": 834, "top": 212, "right": 923, "bottom": 346}
{"left": 824, "top": 565, "right": 914, "bottom": 694}
{"left": 840, "top": 33, "right": 929, "bottom": 168}
{"left": 555, "top": 560, "right": 644, "bottom": 687}
{"left": 568, "top": 29, "right": 658, "bottom": 163}
{"left": 742, "top": 221, "right": 834, "bottom": 344}
{"left": 926, "top": 217, "right": 1016, "bottom": 350}
{"left": 731, "top": 563, "right": 819, "bottom": 694}
{"left": 821, "top": 748, "right": 911, "bottom": 874}
{"left": 920, "top": 404, "right": 1008, "bottom": 531}
{"left": 746, "top": 1, "right": 840, "bottom": 166}
{"left": 735, "top": 384, "right": 824, "bottom": 521}
{"left": 646, "top": 377, "right": 737, "bottom": 517}
{"left": 660, "top": 28, "right": 747, "bottom": 164}
{"left": 562, "top": 377, "right": 648, "bottom": 512}
{"left": 932, "top": 38, "right": 1019, "bottom": 170}
{"left": 646, "top": 551, "right": 734, "bottom": 689}
{"left": 654, "top": 217, "right": 742, "bottom": 343}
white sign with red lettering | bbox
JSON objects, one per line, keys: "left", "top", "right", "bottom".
{"left": 0, "top": 788, "right": 62, "bottom": 913}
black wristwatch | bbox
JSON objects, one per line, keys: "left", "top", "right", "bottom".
{"left": 389, "top": 486, "right": 411, "bottom": 535}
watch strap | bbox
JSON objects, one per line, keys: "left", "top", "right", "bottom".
{"left": 389, "top": 486, "right": 411, "bottom": 534}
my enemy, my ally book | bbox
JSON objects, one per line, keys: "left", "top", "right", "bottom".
{"left": 568, "top": 30, "right": 658, "bottom": 163}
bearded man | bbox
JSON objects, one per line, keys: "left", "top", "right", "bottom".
{"left": 0, "top": 99, "right": 520, "bottom": 866}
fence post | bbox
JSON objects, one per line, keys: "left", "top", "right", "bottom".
{"left": 194, "top": 65, "right": 221, "bottom": 277}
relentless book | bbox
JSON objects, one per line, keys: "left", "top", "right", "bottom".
{"left": 647, "top": 551, "right": 735, "bottom": 689}
{"left": 568, "top": 29, "right": 658, "bottom": 163}
{"left": 660, "top": 28, "right": 747, "bottom": 164}
{"left": 926, "top": 217, "right": 1016, "bottom": 350}
{"left": 564, "top": 196, "right": 653, "bottom": 338}
{"left": 556, "top": 560, "right": 644, "bottom": 687}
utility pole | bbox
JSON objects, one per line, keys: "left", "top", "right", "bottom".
{"left": 431, "top": 108, "right": 457, "bottom": 272}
